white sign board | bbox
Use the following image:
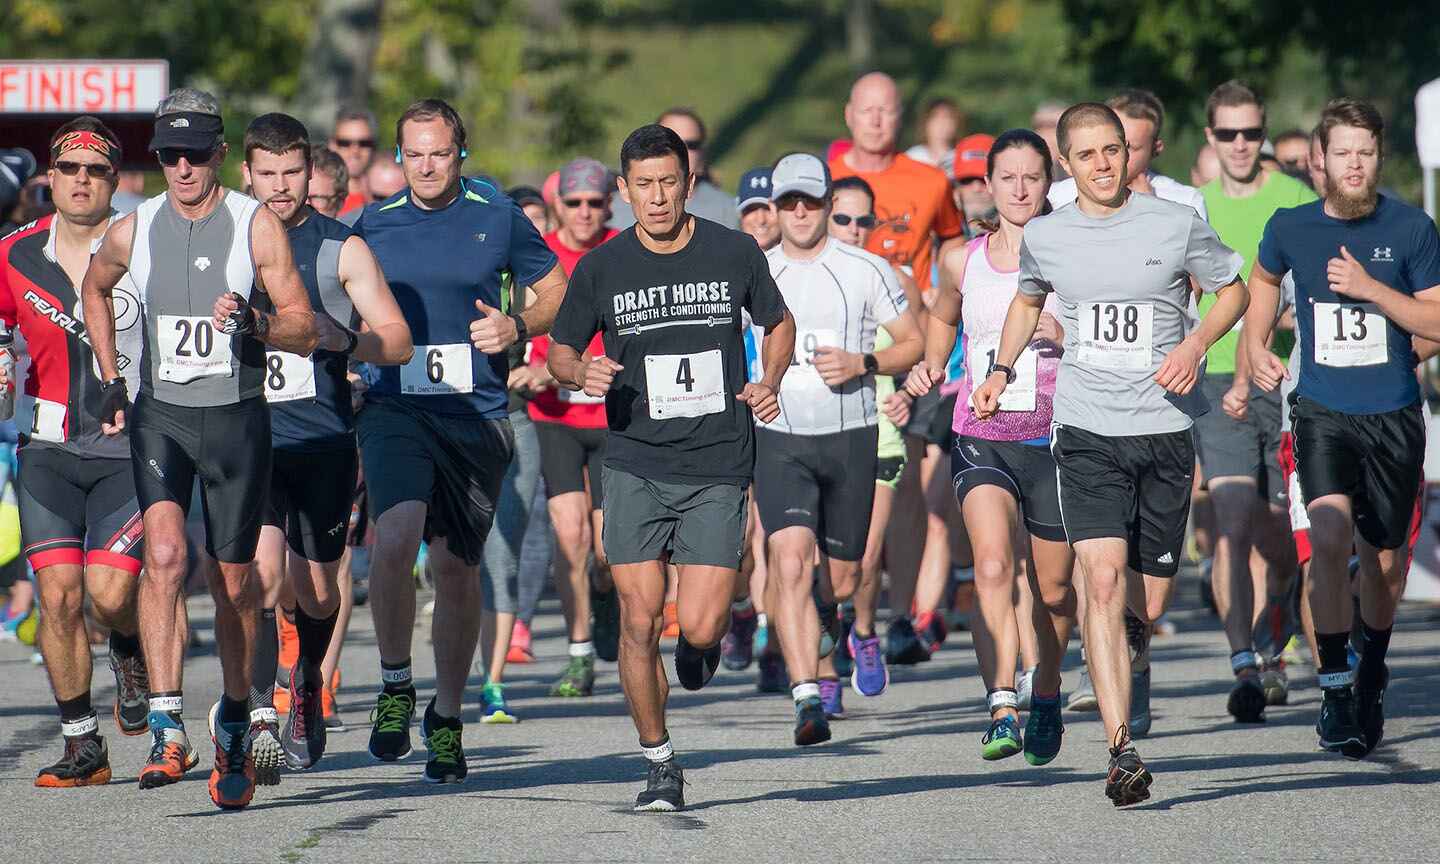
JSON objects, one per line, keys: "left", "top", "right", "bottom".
{"left": 0, "top": 60, "right": 169, "bottom": 114}
{"left": 1418, "top": 77, "right": 1440, "bottom": 170}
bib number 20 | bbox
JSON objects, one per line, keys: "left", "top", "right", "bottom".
{"left": 173, "top": 318, "right": 215, "bottom": 358}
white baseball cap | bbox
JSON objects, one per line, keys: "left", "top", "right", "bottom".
{"left": 770, "top": 152, "right": 830, "bottom": 202}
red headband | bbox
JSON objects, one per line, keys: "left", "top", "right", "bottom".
{"left": 51, "top": 130, "right": 118, "bottom": 165}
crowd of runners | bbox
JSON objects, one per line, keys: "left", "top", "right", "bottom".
{"left": 0, "top": 68, "right": 1435, "bottom": 812}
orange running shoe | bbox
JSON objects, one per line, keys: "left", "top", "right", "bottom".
{"left": 137, "top": 725, "right": 197, "bottom": 789}
{"left": 661, "top": 602, "right": 680, "bottom": 640}
{"left": 208, "top": 702, "right": 257, "bottom": 810}
{"left": 35, "top": 734, "right": 112, "bottom": 787}
{"left": 507, "top": 619, "right": 535, "bottom": 664}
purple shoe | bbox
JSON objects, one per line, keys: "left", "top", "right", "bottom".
{"left": 849, "top": 630, "right": 889, "bottom": 697}
{"left": 721, "top": 608, "right": 758, "bottom": 671}
{"left": 819, "top": 678, "right": 845, "bottom": 719}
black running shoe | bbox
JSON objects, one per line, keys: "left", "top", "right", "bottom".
{"left": 368, "top": 687, "right": 416, "bottom": 762}
{"left": 793, "top": 696, "right": 832, "bottom": 747}
{"left": 592, "top": 581, "right": 620, "bottom": 663}
{"left": 34, "top": 735, "right": 111, "bottom": 787}
{"left": 884, "top": 617, "right": 930, "bottom": 666}
{"left": 108, "top": 651, "right": 149, "bottom": 736}
{"left": 1227, "top": 674, "right": 1268, "bottom": 724}
{"left": 1316, "top": 683, "right": 1367, "bottom": 759}
{"left": 1356, "top": 665, "right": 1388, "bottom": 756}
{"left": 283, "top": 667, "right": 326, "bottom": 770}
{"left": 420, "top": 702, "right": 467, "bottom": 784}
{"left": 1105, "top": 742, "right": 1152, "bottom": 807}
{"left": 675, "top": 634, "right": 721, "bottom": 691}
{"left": 817, "top": 600, "right": 841, "bottom": 659}
{"left": 634, "top": 759, "right": 685, "bottom": 812}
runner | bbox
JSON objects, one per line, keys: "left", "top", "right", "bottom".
{"left": 354, "top": 98, "right": 566, "bottom": 784}
{"left": 1197, "top": 80, "right": 1315, "bottom": 722}
{"left": 0, "top": 117, "right": 147, "bottom": 788}
{"left": 974, "top": 103, "right": 1246, "bottom": 805}
{"left": 547, "top": 123, "right": 794, "bottom": 811}
{"left": 735, "top": 167, "right": 778, "bottom": 252}
{"left": 907, "top": 129, "right": 1072, "bottom": 766}
{"left": 953, "top": 133, "right": 997, "bottom": 237}
{"left": 1245, "top": 98, "right": 1440, "bottom": 759}
{"left": 240, "top": 113, "right": 412, "bottom": 777}
{"left": 80, "top": 87, "right": 322, "bottom": 810}
{"left": 306, "top": 146, "right": 348, "bottom": 219}
{"left": 527, "top": 157, "right": 621, "bottom": 699}
{"left": 756, "top": 153, "right": 920, "bottom": 742}
{"left": 329, "top": 107, "right": 377, "bottom": 216}
{"left": 610, "top": 108, "right": 738, "bottom": 230}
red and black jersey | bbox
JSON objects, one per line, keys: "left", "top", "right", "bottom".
{"left": 0, "top": 213, "right": 142, "bottom": 458}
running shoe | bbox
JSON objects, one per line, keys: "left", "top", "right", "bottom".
{"left": 721, "top": 606, "right": 758, "bottom": 671}
{"left": 757, "top": 651, "right": 787, "bottom": 694}
{"left": 1024, "top": 695, "right": 1064, "bottom": 766}
{"left": 1228, "top": 674, "right": 1267, "bottom": 724}
{"left": 550, "top": 653, "right": 596, "bottom": 697}
{"left": 981, "top": 715, "right": 1023, "bottom": 761}
{"left": 834, "top": 606, "right": 854, "bottom": 680}
{"left": 1356, "top": 664, "right": 1388, "bottom": 757}
{"left": 1016, "top": 667, "right": 1034, "bottom": 712}
{"left": 276, "top": 610, "right": 299, "bottom": 691}
{"left": 1105, "top": 740, "right": 1152, "bottom": 807}
{"left": 1316, "top": 681, "right": 1366, "bottom": 759}
{"left": 138, "top": 724, "right": 197, "bottom": 789}
{"left": 367, "top": 688, "right": 416, "bottom": 762}
{"left": 208, "top": 705, "right": 256, "bottom": 810}
{"left": 661, "top": 601, "right": 680, "bottom": 639}
{"left": 818, "top": 678, "right": 845, "bottom": 720}
{"left": 793, "top": 696, "right": 831, "bottom": 746}
{"left": 884, "top": 617, "right": 930, "bottom": 666}
{"left": 420, "top": 703, "right": 467, "bottom": 784}
{"left": 754, "top": 615, "right": 770, "bottom": 655}
{"left": 108, "top": 650, "right": 150, "bottom": 735}
{"left": 35, "top": 735, "right": 111, "bottom": 787}
{"left": 1067, "top": 666, "right": 1098, "bottom": 712}
{"left": 1129, "top": 666, "right": 1152, "bottom": 738}
{"left": 246, "top": 705, "right": 284, "bottom": 785}
{"left": 674, "top": 634, "right": 721, "bottom": 691}
{"left": 322, "top": 685, "right": 346, "bottom": 732}
{"left": 634, "top": 759, "right": 685, "bottom": 812}
{"left": 480, "top": 681, "right": 518, "bottom": 724}
{"left": 282, "top": 668, "right": 325, "bottom": 770}
{"left": 273, "top": 681, "right": 291, "bottom": 715}
{"left": 1261, "top": 665, "right": 1290, "bottom": 706}
{"left": 847, "top": 629, "right": 888, "bottom": 697}
{"left": 817, "top": 599, "right": 841, "bottom": 659}
{"left": 592, "top": 582, "right": 620, "bottom": 663}
{"left": 914, "top": 609, "right": 947, "bottom": 656}
{"left": 1281, "top": 635, "right": 1308, "bottom": 668}
{"left": 507, "top": 619, "right": 536, "bottom": 664}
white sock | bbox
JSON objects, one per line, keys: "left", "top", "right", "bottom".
{"left": 569, "top": 640, "right": 595, "bottom": 658}
{"left": 641, "top": 736, "right": 674, "bottom": 763}
{"left": 792, "top": 681, "right": 820, "bottom": 702}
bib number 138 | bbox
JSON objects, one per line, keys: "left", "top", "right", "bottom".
{"left": 1077, "top": 302, "right": 1153, "bottom": 370}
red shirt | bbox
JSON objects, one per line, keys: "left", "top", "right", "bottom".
{"left": 339, "top": 191, "right": 367, "bottom": 216}
{"left": 528, "top": 228, "right": 619, "bottom": 428}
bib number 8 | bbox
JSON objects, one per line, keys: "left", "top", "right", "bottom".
{"left": 1091, "top": 303, "right": 1140, "bottom": 344}
{"left": 174, "top": 318, "right": 215, "bottom": 357}
{"left": 266, "top": 353, "right": 285, "bottom": 390}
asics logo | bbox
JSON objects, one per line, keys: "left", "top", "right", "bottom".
{"left": 328, "top": 521, "right": 345, "bottom": 536}
{"left": 1145, "top": 258, "right": 1163, "bottom": 266}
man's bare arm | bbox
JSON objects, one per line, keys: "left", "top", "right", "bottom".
{"left": 336, "top": 235, "right": 413, "bottom": 364}
{"left": 80, "top": 214, "right": 135, "bottom": 383}
{"left": 246, "top": 208, "right": 318, "bottom": 355}
{"left": 519, "top": 262, "right": 567, "bottom": 338}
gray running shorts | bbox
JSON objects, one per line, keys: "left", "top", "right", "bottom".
{"left": 600, "top": 466, "right": 745, "bottom": 569}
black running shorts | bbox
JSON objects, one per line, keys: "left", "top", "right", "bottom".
{"left": 1289, "top": 395, "right": 1425, "bottom": 551}
{"left": 952, "top": 435, "right": 1066, "bottom": 542}
{"left": 131, "top": 393, "right": 272, "bottom": 564}
{"left": 1051, "top": 424, "right": 1194, "bottom": 577}
{"left": 753, "top": 426, "right": 878, "bottom": 562}
{"left": 358, "top": 397, "right": 513, "bottom": 566}
{"left": 906, "top": 389, "right": 957, "bottom": 448}
{"left": 264, "top": 445, "right": 358, "bottom": 563}
{"left": 534, "top": 421, "right": 606, "bottom": 506}
{"left": 18, "top": 442, "right": 143, "bottom": 574}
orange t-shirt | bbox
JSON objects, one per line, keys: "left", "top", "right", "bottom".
{"left": 828, "top": 153, "right": 962, "bottom": 291}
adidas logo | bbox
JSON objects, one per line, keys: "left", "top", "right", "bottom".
{"left": 1156, "top": 552, "right": 1174, "bottom": 565}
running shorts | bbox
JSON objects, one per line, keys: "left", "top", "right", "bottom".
{"left": 753, "top": 426, "right": 878, "bottom": 562}
{"left": 1051, "top": 424, "right": 1194, "bottom": 577}
{"left": 264, "top": 445, "right": 358, "bottom": 563}
{"left": 906, "top": 389, "right": 957, "bottom": 449}
{"left": 952, "top": 435, "right": 1065, "bottom": 542}
{"left": 131, "top": 393, "right": 271, "bottom": 564}
{"left": 358, "top": 398, "right": 513, "bottom": 567}
{"left": 18, "top": 443, "right": 143, "bottom": 574}
{"left": 534, "top": 421, "right": 606, "bottom": 506}
{"left": 1192, "top": 375, "right": 1285, "bottom": 506}
{"left": 601, "top": 465, "right": 746, "bottom": 569}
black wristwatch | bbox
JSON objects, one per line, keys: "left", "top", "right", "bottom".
{"left": 254, "top": 310, "right": 270, "bottom": 339}
{"left": 101, "top": 376, "right": 125, "bottom": 390}
{"left": 509, "top": 314, "right": 529, "bottom": 344}
{"left": 339, "top": 327, "right": 359, "bottom": 355}
{"left": 989, "top": 363, "right": 1017, "bottom": 384}
{"left": 862, "top": 353, "right": 879, "bottom": 375}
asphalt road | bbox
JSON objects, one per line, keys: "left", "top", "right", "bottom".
{"left": 2, "top": 575, "right": 1438, "bottom": 863}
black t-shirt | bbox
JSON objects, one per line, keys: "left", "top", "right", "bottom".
{"left": 550, "top": 217, "right": 787, "bottom": 485}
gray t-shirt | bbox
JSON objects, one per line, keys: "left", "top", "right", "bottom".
{"left": 1018, "top": 192, "right": 1243, "bottom": 436}
{"left": 608, "top": 178, "right": 739, "bottom": 231}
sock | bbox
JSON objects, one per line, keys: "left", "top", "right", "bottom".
{"left": 757, "top": 612, "right": 769, "bottom": 629}
{"left": 108, "top": 629, "right": 141, "bottom": 658}
{"left": 250, "top": 608, "right": 278, "bottom": 711}
{"left": 792, "top": 680, "right": 820, "bottom": 703}
{"left": 147, "top": 691, "right": 183, "bottom": 729}
{"left": 640, "top": 734, "right": 673, "bottom": 764}
{"left": 57, "top": 693, "right": 98, "bottom": 738}
{"left": 381, "top": 659, "right": 413, "bottom": 693}
{"left": 731, "top": 597, "right": 753, "bottom": 614}
{"left": 295, "top": 607, "right": 339, "bottom": 685}
{"left": 569, "top": 640, "right": 595, "bottom": 658}
{"left": 1357, "top": 620, "right": 1393, "bottom": 687}
{"left": 1316, "top": 631, "right": 1352, "bottom": 677}
{"left": 219, "top": 694, "right": 248, "bottom": 726}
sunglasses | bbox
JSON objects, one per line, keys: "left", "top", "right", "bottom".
{"left": 563, "top": 197, "right": 606, "bottom": 209}
{"left": 308, "top": 192, "right": 345, "bottom": 205}
{"left": 158, "top": 147, "right": 216, "bottom": 166}
{"left": 831, "top": 213, "right": 876, "bottom": 228}
{"left": 333, "top": 138, "right": 375, "bottom": 149}
{"left": 1212, "top": 127, "right": 1264, "bottom": 143}
{"left": 683, "top": 139, "right": 704, "bottom": 151}
{"left": 53, "top": 160, "right": 115, "bottom": 179}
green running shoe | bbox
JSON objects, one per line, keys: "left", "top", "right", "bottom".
{"left": 981, "top": 715, "right": 1023, "bottom": 761}
{"left": 550, "top": 653, "right": 595, "bottom": 697}
{"left": 420, "top": 703, "right": 467, "bottom": 784}
{"left": 367, "top": 688, "right": 415, "bottom": 762}
{"left": 480, "top": 681, "right": 518, "bottom": 724}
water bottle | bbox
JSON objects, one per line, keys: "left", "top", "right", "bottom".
{"left": 0, "top": 324, "right": 13, "bottom": 421}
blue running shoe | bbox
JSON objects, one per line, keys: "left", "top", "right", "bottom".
{"left": 480, "top": 681, "right": 518, "bottom": 725}
{"left": 982, "top": 715, "right": 1023, "bottom": 761}
{"left": 1024, "top": 694, "right": 1064, "bottom": 765}
{"left": 819, "top": 678, "right": 845, "bottom": 719}
{"left": 848, "top": 629, "right": 889, "bottom": 697}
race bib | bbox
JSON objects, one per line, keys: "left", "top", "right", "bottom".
{"left": 969, "top": 341, "right": 1038, "bottom": 412}
{"left": 1077, "top": 302, "right": 1153, "bottom": 370}
{"left": 645, "top": 349, "right": 726, "bottom": 419}
{"left": 788, "top": 328, "right": 839, "bottom": 388}
{"left": 1314, "top": 302, "right": 1387, "bottom": 367}
{"left": 401, "top": 344, "right": 474, "bottom": 395}
{"left": 263, "top": 350, "right": 317, "bottom": 403}
{"left": 29, "top": 397, "right": 65, "bottom": 442}
{"left": 157, "top": 315, "right": 232, "bottom": 383}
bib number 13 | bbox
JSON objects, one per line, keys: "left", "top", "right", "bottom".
{"left": 1314, "top": 302, "right": 1386, "bottom": 367}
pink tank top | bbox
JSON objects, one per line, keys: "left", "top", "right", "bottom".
{"left": 953, "top": 234, "right": 1061, "bottom": 442}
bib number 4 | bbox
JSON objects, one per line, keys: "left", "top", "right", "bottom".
{"left": 645, "top": 349, "right": 725, "bottom": 419}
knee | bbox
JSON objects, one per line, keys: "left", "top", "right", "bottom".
{"left": 217, "top": 566, "right": 258, "bottom": 610}
{"left": 680, "top": 608, "right": 727, "bottom": 647}
{"left": 145, "top": 538, "right": 187, "bottom": 575}
{"left": 620, "top": 604, "right": 662, "bottom": 647}
{"left": 88, "top": 584, "right": 133, "bottom": 625}
{"left": 1081, "top": 563, "right": 1124, "bottom": 608}
{"left": 972, "top": 555, "right": 1013, "bottom": 595}
{"left": 38, "top": 579, "right": 84, "bottom": 622}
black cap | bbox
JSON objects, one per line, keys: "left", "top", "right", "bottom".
{"left": 0, "top": 148, "right": 37, "bottom": 214}
{"left": 149, "top": 111, "right": 225, "bottom": 152}
{"left": 507, "top": 185, "right": 545, "bottom": 208}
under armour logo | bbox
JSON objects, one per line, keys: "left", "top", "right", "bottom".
{"left": 1372, "top": 247, "right": 1393, "bottom": 262}
{"left": 1157, "top": 552, "right": 1174, "bottom": 565}
{"left": 475, "top": 233, "right": 487, "bottom": 242}
{"left": 750, "top": 176, "right": 769, "bottom": 189}
{"left": 194, "top": 256, "right": 211, "bottom": 271}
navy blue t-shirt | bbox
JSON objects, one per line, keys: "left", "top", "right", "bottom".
{"left": 1258, "top": 195, "right": 1440, "bottom": 414}
{"left": 357, "top": 177, "right": 557, "bottom": 417}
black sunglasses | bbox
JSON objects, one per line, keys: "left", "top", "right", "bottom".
{"left": 683, "top": 138, "right": 705, "bottom": 151}
{"left": 158, "top": 147, "right": 216, "bottom": 167}
{"left": 1212, "top": 127, "right": 1264, "bottom": 143}
{"left": 562, "top": 197, "right": 607, "bottom": 209}
{"left": 334, "top": 138, "right": 375, "bottom": 149}
{"left": 53, "top": 160, "right": 115, "bottom": 179}
{"left": 831, "top": 213, "right": 876, "bottom": 229}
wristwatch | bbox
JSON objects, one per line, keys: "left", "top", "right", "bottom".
{"left": 862, "top": 353, "right": 879, "bottom": 375}
{"left": 990, "top": 363, "right": 1017, "bottom": 384}
{"left": 254, "top": 310, "right": 270, "bottom": 338}
{"left": 340, "top": 327, "right": 359, "bottom": 355}
{"left": 509, "top": 314, "right": 529, "bottom": 344}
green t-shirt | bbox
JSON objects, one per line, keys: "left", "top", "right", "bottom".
{"left": 1199, "top": 171, "right": 1318, "bottom": 374}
